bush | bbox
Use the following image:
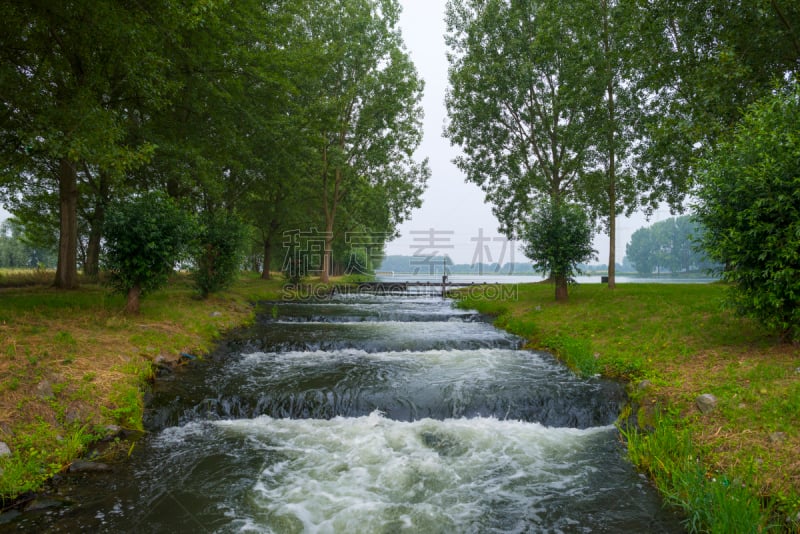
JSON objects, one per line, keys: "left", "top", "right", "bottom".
{"left": 103, "top": 192, "right": 195, "bottom": 313}
{"left": 193, "top": 212, "right": 247, "bottom": 298}
{"left": 695, "top": 85, "right": 800, "bottom": 341}
{"left": 521, "top": 201, "right": 596, "bottom": 301}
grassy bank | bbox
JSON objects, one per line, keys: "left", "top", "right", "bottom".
{"left": 0, "top": 271, "right": 293, "bottom": 503}
{"left": 455, "top": 282, "right": 799, "bottom": 532}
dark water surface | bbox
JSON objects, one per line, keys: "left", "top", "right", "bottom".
{"left": 3, "top": 294, "right": 685, "bottom": 533}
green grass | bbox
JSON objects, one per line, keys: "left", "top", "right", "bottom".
{"left": 0, "top": 270, "right": 288, "bottom": 504}
{"left": 455, "top": 281, "right": 800, "bottom": 532}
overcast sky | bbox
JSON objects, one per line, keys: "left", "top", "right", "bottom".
{"left": 392, "top": 0, "right": 671, "bottom": 264}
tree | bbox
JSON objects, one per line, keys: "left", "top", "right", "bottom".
{"left": 521, "top": 201, "right": 596, "bottom": 301}
{"left": 625, "top": 226, "right": 659, "bottom": 275}
{"left": 0, "top": 220, "right": 29, "bottom": 268}
{"left": 302, "top": 0, "right": 429, "bottom": 282}
{"left": 695, "top": 85, "right": 800, "bottom": 341}
{"left": 445, "top": 0, "right": 600, "bottom": 239}
{"left": 629, "top": 0, "right": 800, "bottom": 209}
{"left": 0, "top": 1, "right": 173, "bottom": 289}
{"left": 577, "top": 0, "right": 653, "bottom": 289}
{"left": 625, "top": 216, "right": 716, "bottom": 274}
{"left": 103, "top": 193, "right": 195, "bottom": 314}
{"left": 193, "top": 212, "right": 247, "bottom": 298}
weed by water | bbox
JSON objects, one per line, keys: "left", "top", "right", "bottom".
{"left": 542, "top": 334, "right": 599, "bottom": 377}
{"left": 0, "top": 421, "right": 99, "bottom": 500}
{"left": 621, "top": 418, "right": 769, "bottom": 533}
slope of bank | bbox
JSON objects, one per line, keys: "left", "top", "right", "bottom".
{"left": 0, "top": 273, "right": 291, "bottom": 503}
{"left": 454, "top": 282, "right": 799, "bottom": 532}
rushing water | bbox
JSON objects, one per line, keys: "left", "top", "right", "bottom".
{"left": 4, "top": 294, "right": 684, "bottom": 533}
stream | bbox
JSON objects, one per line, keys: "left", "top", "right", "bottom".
{"left": 4, "top": 293, "right": 684, "bottom": 533}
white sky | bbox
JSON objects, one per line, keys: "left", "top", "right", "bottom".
{"left": 0, "top": 1, "right": 672, "bottom": 264}
{"left": 391, "top": 0, "right": 671, "bottom": 264}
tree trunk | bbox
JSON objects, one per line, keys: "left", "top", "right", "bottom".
{"left": 125, "top": 284, "right": 142, "bottom": 314}
{"left": 261, "top": 238, "right": 272, "bottom": 280}
{"left": 555, "top": 274, "right": 568, "bottom": 302}
{"left": 84, "top": 170, "right": 110, "bottom": 279}
{"left": 54, "top": 158, "right": 80, "bottom": 289}
{"left": 608, "top": 202, "right": 616, "bottom": 289}
{"left": 321, "top": 231, "right": 333, "bottom": 283}
{"left": 603, "top": 0, "right": 617, "bottom": 290}
{"left": 85, "top": 225, "right": 102, "bottom": 279}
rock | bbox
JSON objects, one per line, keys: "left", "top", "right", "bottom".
{"left": 68, "top": 460, "right": 111, "bottom": 473}
{"left": 210, "top": 311, "right": 222, "bottom": 317}
{"left": 769, "top": 431, "right": 788, "bottom": 444}
{"left": 25, "top": 498, "right": 69, "bottom": 512}
{"left": 103, "top": 425, "right": 123, "bottom": 440}
{"left": 0, "top": 442, "right": 11, "bottom": 457}
{"left": 696, "top": 393, "right": 718, "bottom": 414}
{"left": 65, "top": 405, "right": 89, "bottom": 425}
{"left": 0, "top": 509, "right": 21, "bottom": 525}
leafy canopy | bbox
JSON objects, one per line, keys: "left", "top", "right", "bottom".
{"left": 694, "top": 85, "right": 800, "bottom": 340}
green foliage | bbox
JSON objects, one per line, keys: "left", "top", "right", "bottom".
{"left": 193, "top": 212, "right": 247, "bottom": 298}
{"left": 301, "top": 0, "right": 429, "bottom": 281}
{"left": 695, "top": 86, "right": 800, "bottom": 341}
{"left": 445, "top": 0, "right": 600, "bottom": 238}
{"left": 629, "top": 1, "right": 800, "bottom": 211}
{"left": 0, "top": 219, "right": 55, "bottom": 269}
{"left": 102, "top": 192, "right": 195, "bottom": 304}
{"left": 521, "top": 202, "right": 596, "bottom": 299}
{"left": 625, "top": 215, "right": 718, "bottom": 275}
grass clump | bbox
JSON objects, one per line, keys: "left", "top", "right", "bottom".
{"left": 455, "top": 282, "right": 800, "bottom": 532}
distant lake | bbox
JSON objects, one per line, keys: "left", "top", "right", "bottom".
{"left": 376, "top": 273, "right": 719, "bottom": 285}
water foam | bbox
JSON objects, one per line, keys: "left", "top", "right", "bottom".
{"left": 213, "top": 412, "right": 615, "bottom": 533}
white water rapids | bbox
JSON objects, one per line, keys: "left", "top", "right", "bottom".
{"left": 4, "top": 294, "right": 684, "bottom": 533}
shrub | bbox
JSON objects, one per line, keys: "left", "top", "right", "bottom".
{"left": 694, "top": 85, "right": 800, "bottom": 341}
{"left": 193, "top": 212, "right": 247, "bottom": 298}
{"left": 521, "top": 201, "right": 596, "bottom": 301}
{"left": 103, "top": 192, "right": 195, "bottom": 313}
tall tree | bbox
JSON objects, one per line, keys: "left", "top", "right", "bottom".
{"left": 445, "top": 0, "right": 600, "bottom": 295}
{"left": 0, "top": 1, "right": 173, "bottom": 288}
{"left": 577, "top": 0, "right": 652, "bottom": 289}
{"left": 303, "top": 0, "right": 429, "bottom": 282}
{"left": 629, "top": 0, "right": 800, "bottom": 204}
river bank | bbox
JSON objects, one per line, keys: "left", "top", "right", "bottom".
{"left": 2, "top": 286, "right": 685, "bottom": 531}
{"left": 454, "top": 282, "right": 800, "bottom": 531}
{"left": 0, "top": 273, "right": 291, "bottom": 506}
{"left": 2, "top": 275, "right": 798, "bottom": 531}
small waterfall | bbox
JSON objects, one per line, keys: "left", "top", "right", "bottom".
{"left": 11, "top": 294, "right": 685, "bottom": 533}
